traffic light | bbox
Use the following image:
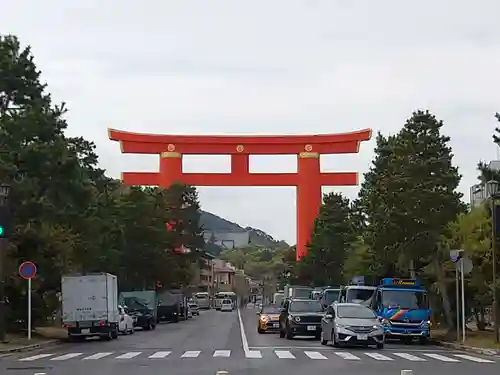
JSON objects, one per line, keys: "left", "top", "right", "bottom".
{"left": 0, "top": 205, "right": 11, "bottom": 238}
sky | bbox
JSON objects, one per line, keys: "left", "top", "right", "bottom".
{"left": 2, "top": 0, "right": 500, "bottom": 245}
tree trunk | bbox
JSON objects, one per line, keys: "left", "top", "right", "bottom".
{"left": 435, "top": 258, "right": 453, "bottom": 327}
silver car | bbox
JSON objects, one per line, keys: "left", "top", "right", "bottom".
{"left": 320, "top": 303, "right": 385, "bottom": 349}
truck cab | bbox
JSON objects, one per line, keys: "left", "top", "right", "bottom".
{"left": 339, "top": 285, "right": 376, "bottom": 305}
{"left": 370, "top": 278, "right": 430, "bottom": 344}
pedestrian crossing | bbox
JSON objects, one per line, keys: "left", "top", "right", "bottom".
{"left": 16, "top": 349, "right": 496, "bottom": 364}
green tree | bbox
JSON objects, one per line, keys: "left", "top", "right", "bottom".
{"left": 0, "top": 35, "right": 206, "bottom": 327}
{"left": 297, "top": 193, "right": 354, "bottom": 286}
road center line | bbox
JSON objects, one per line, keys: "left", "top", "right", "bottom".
{"left": 237, "top": 308, "right": 261, "bottom": 358}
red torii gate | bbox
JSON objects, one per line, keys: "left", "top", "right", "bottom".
{"left": 109, "top": 129, "right": 372, "bottom": 260}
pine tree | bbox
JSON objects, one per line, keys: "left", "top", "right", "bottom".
{"left": 298, "top": 193, "right": 355, "bottom": 285}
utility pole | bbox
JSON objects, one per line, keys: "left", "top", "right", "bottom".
{"left": 0, "top": 183, "right": 11, "bottom": 343}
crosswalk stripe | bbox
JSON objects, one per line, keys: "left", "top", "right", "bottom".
{"left": 19, "top": 354, "right": 54, "bottom": 361}
{"left": 422, "top": 353, "right": 460, "bottom": 362}
{"left": 364, "top": 353, "right": 393, "bottom": 361}
{"left": 334, "top": 352, "right": 361, "bottom": 360}
{"left": 275, "top": 350, "right": 295, "bottom": 359}
{"left": 181, "top": 351, "right": 201, "bottom": 358}
{"left": 453, "top": 354, "right": 494, "bottom": 363}
{"left": 245, "top": 350, "right": 262, "bottom": 358}
{"left": 50, "top": 353, "right": 84, "bottom": 361}
{"left": 115, "top": 352, "right": 142, "bottom": 359}
{"left": 148, "top": 351, "right": 171, "bottom": 359}
{"left": 304, "top": 351, "right": 327, "bottom": 359}
{"left": 213, "top": 350, "right": 231, "bottom": 357}
{"left": 83, "top": 352, "right": 113, "bottom": 360}
{"left": 392, "top": 353, "right": 426, "bottom": 361}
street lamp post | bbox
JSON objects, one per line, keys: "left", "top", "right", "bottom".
{"left": 0, "top": 183, "right": 11, "bottom": 343}
{"left": 485, "top": 180, "right": 499, "bottom": 344}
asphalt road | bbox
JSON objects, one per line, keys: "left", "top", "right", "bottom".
{"left": 0, "top": 306, "right": 499, "bottom": 375}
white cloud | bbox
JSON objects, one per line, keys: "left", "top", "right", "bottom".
{"left": 2, "top": 0, "right": 499, "bottom": 244}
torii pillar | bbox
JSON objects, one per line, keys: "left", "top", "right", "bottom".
{"left": 109, "top": 129, "right": 372, "bottom": 261}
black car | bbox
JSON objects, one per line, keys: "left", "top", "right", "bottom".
{"left": 279, "top": 298, "right": 323, "bottom": 340}
{"left": 125, "top": 299, "right": 156, "bottom": 330}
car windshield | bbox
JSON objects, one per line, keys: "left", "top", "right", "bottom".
{"left": 337, "top": 305, "right": 376, "bottom": 319}
{"left": 323, "top": 290, "right": 340, "bottom": 305}
{"left": 382, "top": 290, "right": 427, "bottom": 309}
{"left": 345, "top": 288, "right": 375, "bottom": 303}
{"left": 289, "top": 300, "right": 323, "bottom": 313}
{"left": 222, "top": 299, "right": 231, "bottom": 304}
{"left": 261, "top": 305, "right": 281, "bottom": 314}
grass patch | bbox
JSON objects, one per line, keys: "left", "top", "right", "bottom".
{"left": 433, "top": 328, "right": 500, "bottom": 349}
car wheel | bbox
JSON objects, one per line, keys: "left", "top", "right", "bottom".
{"left": 285, "top": 325, "right": 294, "bottom": 340}
{"left": 320, "top": 330, "right": 327, "bottom": 345}
{"left": 258, "top": 327, "right": 264, "bottom": 334}
{"left": 376, "top": 342, "right": 384, "bottom": 349}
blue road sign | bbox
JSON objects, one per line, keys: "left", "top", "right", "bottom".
{"left": 19, "top": 261, "right": 37, "bottom": 280}
{"left": 449, "top": 250, "right": 463, "bottom": 264}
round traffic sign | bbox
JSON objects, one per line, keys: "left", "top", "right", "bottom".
{"left": 19, "top": 261, "right": 37, "bottom": 280}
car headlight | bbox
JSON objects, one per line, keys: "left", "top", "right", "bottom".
{"left": 373, "top": 324, "right": 383, "bottom": 330}
{"left": 260, "top": 315, "right": 269, "bottom": 322}
{"left": 335, "top": 323, "right": 347, "bottom": 329}
{"left": 421, "top": 320, "right": 431, "bottom": 327}
{"left": 381, "top": 318, "right": 389, "bottom": 325}
{"left": 289, "top": 315, "right": 301, "bottom": 322}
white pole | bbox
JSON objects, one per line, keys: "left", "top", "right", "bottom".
{"left": 28, "top": 277, "right": 32, "bottom": 340}
{"left": 460, "top": 258, "right": 466, "bottom": 342}
{"left": 455, "top": 265, "right": 460, "bottom": 341}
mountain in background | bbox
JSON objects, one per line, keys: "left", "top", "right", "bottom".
{"left": 199, "top": 210, "right": 289, "bottom": 255}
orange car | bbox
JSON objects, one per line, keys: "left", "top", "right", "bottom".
{"left": 257, "top": 305, "right": 282, "bottom": 333}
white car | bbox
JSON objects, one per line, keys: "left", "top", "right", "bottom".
{"left": 220, "top": 299, "right": 233, "bottom": 312}
{"left": 118, "top": 305, "right": 134, "bottom": 335}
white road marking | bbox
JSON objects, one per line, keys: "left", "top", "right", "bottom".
{"left": 364, "top": 353, "right": 393, "bottom": 361}
{"left": 50, "top": 352, "right": 84, "bottom": 361}
{"left": 304, "top": 351, "right": 327, "bottom": 359}
{"left": 275, "top": 350, "right": 296, "bottom": 359}
{"left": 245, "top": 350, "right": 262, "bottom": 358}
{"left": 181, "top": 350, "right": 201, "bottom": 358}
{"left": 213, "top": 350, "right": 231, "bottom": 357}
{"left": 453, "top": 354, "right": 494, "bottom": 363}
{"left": 237, "top": 308, "right": 252, "bottom": 357}
{"left": 19, "top": 354, "right": 54, "bottom": 361}
{"left": 148, "top": 351, "right": 172, "bottom": 359}
{"left": 422, "top": 353, "right": 460, "bottom": 362}
{"left": 392, "top": 353, "right": 426, "bottom": 361}
{"left": 115, "top": 352, "right": 142, "bottom": 359}
{"left": 83, "top": 352, "right": 114, "bottom": 360}
{"left": 334, "top": 352, "right": 361, "bottom": 360}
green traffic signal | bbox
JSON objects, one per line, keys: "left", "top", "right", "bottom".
{"left": 0, "top": 225, "right": 4, "bottom": 237}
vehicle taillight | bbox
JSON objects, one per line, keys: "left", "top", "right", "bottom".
{"left": 99, "top": 321, "right": 105, "bottom": 327}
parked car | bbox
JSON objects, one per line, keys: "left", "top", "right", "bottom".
{"left": 118, "top": 305, "right": 134, "bottom": 335}
{"left": 189, "top": 302, "right": 200, "bottom": 316}
{"left": 320, "top": 302, "right": 385, "bottom": 348}
{"left": 220, "top": 299, "right": 233, "bottom": 312}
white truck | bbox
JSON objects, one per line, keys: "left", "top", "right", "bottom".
{"left": 61, "top": 273, "right": 119, "bottom": 340}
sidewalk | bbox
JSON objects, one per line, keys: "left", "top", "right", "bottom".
{"left": 433, "top": 328, "right": 500, "bottom": 356}
{"left": 0, "top": 327, "right": 66, "bottom": 354}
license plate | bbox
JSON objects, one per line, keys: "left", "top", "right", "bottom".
{"left": 357, "top": 334, "right": 368, "bottom": 340}
{"left": 307, "top": 325, "right": 316, "bottom": 331}
{"left": 81, "top": 328, "right": 90, "bottom": 334}
{"left": 273, "top": 323, "right": 279, "bottom": 328}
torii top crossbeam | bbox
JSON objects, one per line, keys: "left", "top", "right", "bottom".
{"left": 108, "top": 128, "right": 372, "bottom": 155}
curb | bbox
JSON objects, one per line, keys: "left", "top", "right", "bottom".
{"left": 0, "top": 339, "right": 61, "bottom": 354}
{"left": 435, "top": 340, "right": 500, "bottom": 357}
